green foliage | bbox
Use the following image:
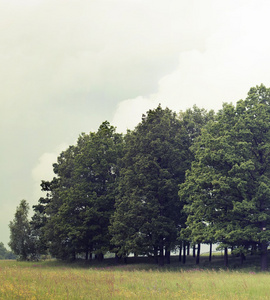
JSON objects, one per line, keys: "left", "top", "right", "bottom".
{"left": 180, "top": 84, "right": 270, "bottom": 270}
{"left": 110, "top": 105, "right": 198, "bottom": 260}
{"left": 33, "top": 121, "right": 123, "bottom": 260}
{"left": 16, "top": 86, "right": 270, "bottom": 270}
{"left": 28, "top": 106, "right": 213, "bottom": 263}
{"left": 0, "top": 242, "right": 16, "bottom": 259}
{"left": 9, "top": 200, "right": 37, "bottom": 260}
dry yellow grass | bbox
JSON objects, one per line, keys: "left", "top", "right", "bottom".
{"left": 0, "top": 260, "right": 270, "bottom": 299}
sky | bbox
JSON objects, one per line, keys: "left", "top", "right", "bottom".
{"left": 1, "top": 0, "right": 270, "bottom": 248}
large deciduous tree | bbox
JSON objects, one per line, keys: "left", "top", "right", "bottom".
{"left": 180, "top": 85, "right": 270, "bottom": 271}
{"left": 110, "top": 105, "right": 191, "bottom": 265}
{"left": 33, "top": 121, "right": 123, "bottom": 260}
{"left": 177, "top": 106, "right": 215, "bottom": 259}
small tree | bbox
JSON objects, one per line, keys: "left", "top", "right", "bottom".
{"left": 9, "top": 200, "right": 36, "bottom": 260}
{"left": 0, "top": 242, "right": 16, "bottom": 259}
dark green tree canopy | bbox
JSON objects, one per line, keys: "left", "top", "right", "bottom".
{"left": 110, "top": 105, "right": 204, "bottom": 262}
{"left": 12, "top": 87, "right": 270, "bottom": 271}
{"left": 180, "top": 84, "right": 270, "bottom": 270}
{"left": 32, "top": 121, "right": 123, "bottom": 260}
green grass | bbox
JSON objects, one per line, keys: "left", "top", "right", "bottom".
{"left": 0, "top": 255, "right": 270, "bottom": 299}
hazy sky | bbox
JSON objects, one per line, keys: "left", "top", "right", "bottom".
{"left": 1, "top": 0, "right": 270, "bottom": 247}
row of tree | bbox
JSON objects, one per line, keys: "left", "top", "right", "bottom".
{"left": 9, "top": 85, "right": 270, "bottom": 270}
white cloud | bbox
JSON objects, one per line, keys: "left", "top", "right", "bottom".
{"left": 112, "top": 0, "right": 270, "bottom": 132}
{"left": 31, "top": 153, "right": 56, "bottom": 182}
{"left": 0, "top": 0, "right": 202, "bottom": 110}
{"left": 112, "top": 96, "right": 159, "bottom": 132}
{"left": 31, "top": 144, "right": 68, "bottom": 200}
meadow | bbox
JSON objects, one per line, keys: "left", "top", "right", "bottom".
{"left": 1, "top": 254, "right": 270, "bottom": 299}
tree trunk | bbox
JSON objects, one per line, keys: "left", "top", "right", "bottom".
{"left": 97, "top": 253, "right": 104, "bottom": 262}
{"left": 178, "top": 245, "right": 182, "bottom": 262}
{"left": 193, "top": 245, "right": 196, "bottom": 258}
{"left": 183, "top": 242, "right": 186, "bottom": 264}
{"left": 196, "top": 243, "right": 200, "bottom": 265}
{"left": 154, "top": 247, "right": 159, "bottom": 264}
{"left": 240, "top": 253, "right": 246, "bottom": 265}
{"left": 260, "top": 241, "right": 268, "bottom": 271}
{"left": 224, "top": 247, "right": 229, "bottom": 268}
{"left": 209, "top": 242, "right": 212, "bottom": 262}
{"left": 159, "top": 247, "right": 164, "bottom": 266}
{"left": 187, "top": 243, "right": 190, "bottom": 256}
{"left": 115, "top": 254, "right": 120, "bottom": 264}
{"left": 165, "top": 249, "right": 170, "bottom": 264}
{"left": 85, "top": 250, "right": 89, "bottom": 261}
{"left": 251, "top": 243, "right": 257, "bottom": 255}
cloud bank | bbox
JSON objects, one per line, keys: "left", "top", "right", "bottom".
{"left": 2, "top": 0, "right": 270, "bottom": 246}
{"left": 112, "top": 0, "right": 270, "bottom": 132}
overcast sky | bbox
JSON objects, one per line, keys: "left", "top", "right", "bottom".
{"left": 1, "top": 0, "right": 270, "bottom": 248}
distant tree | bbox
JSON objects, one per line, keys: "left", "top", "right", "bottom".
{"left": 9, "top": 200, "right": 36, "bottom": 260}
{"left": 0, "top": 242, "right": 8, "bottom": 259}
{"left": 0, "top": 242, "right": 16, "bottom": 259}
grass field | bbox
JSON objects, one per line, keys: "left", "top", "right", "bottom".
{"left": 1, "top": 254, "right": 270, "bottom": 299}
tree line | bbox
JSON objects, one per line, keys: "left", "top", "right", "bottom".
{"left": 9, "top": 85, "right": 270, "bottom": 270}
